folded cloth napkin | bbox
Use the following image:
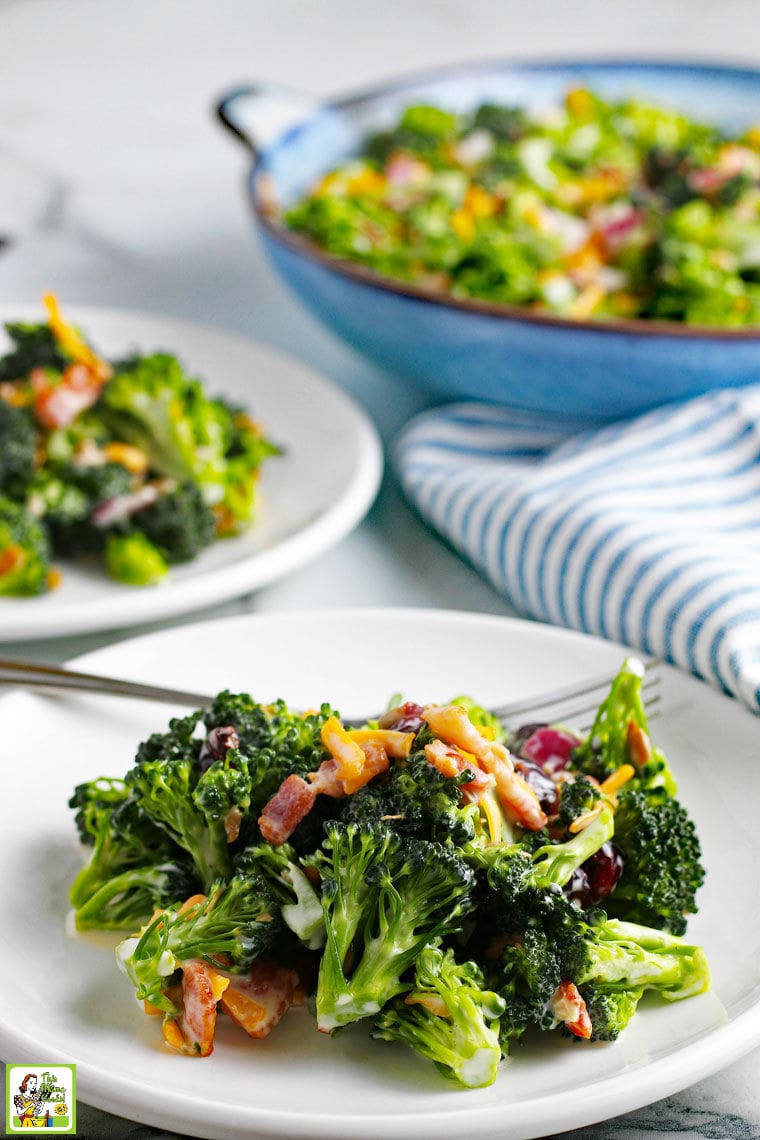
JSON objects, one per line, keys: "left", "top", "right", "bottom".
{"left": 395, "top": 387, "right": 760, "bottom": 714}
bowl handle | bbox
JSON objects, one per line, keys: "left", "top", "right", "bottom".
{"left": 216, "top": 84, "right": 319, "bottom": 161}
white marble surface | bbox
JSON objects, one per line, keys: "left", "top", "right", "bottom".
{"left": 1, "top": 0, "right": 759, "bottom": 1136}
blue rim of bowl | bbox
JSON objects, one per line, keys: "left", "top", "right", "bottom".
{"left": 244, "top": 56, "right": 760, "bottom": 341}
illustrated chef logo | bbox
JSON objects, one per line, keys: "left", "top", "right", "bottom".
{"left": 5, "top": 1065, "right": 76, "bottom": 1133}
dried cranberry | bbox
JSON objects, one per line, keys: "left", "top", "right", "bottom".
{"left": 565, "top": 842, "right": 623, "bottom": 908}
{"left": 199, "top": 725, "right": 240, "bottom": 773}
{"left": 520, "top": 726, "right": 582, "bottom": 775}
{"left": 584, "top": 842, "right": 624, "bottom": 905}
{"left": 565, "top": 865, "right": 592, "bottom": 908}
{"left": 377, "top": 701, "right": 424, "bottom": 733}
{"left": 513, "top": 757, "right": 559, "bottom": 815}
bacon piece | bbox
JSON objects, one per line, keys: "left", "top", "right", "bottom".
{"left": 423, "top": 704, "right": 547, "bottom": 830}
{"left": 308, "top": 758, "right": 345, "bottom": 798}
{"left": 548, "top": 980, "right": 592, "bottom": 1040}
{"left": 31, "top": 362, "right": 106, "bottom": 429}
{"left": 162, "top": 961, "right": 230, "bottom": 1056}
{"left": 258, "top": 774, "right": 316, "bottom": 845}
{"left": 220, "top": 961, "right": 305, "bottom": 1039}
{"left": 424, "top": 739, "right": 495, "bottom": 800}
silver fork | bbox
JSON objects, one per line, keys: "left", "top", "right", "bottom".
{"left": 0, "top": 655, "right": 661, "bottom": 732}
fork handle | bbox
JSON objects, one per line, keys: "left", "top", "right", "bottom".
{"left": 0, "top": 658, "right": 212, "bottom": 708}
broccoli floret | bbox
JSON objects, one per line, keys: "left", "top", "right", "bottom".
{"left": 488, "top": 854, "right": 709, "bottom": 1045}
{"left": 0, "top": 496, "right": 51, "bottom": 595}
{"left": 573, "top": 917, "right": 710, "bottom": 1003}
{"left": 29, "top": 462, "right": 134, "bottom": 556}
{"left": 130, "top": 482, "right": 215, "bottom": 563}
{"left": 579, "top": 983, "right": 643, "bottom": 1041}
{"left": 217, "top": 409, "right": 281, "bottom": 533}
{"left": 134, "top": 709, "right": 203, "bottom": 766}
{"left": 115, "top": 873, "right": 277, "bottom": 1015}
{"left": 373, "top": 944, "right": 505, "bottom": 1088}
{"left": 0, "top": 321, "right": 67, "bottom": 381}
{"left": 529, "top": 802, "right": 615, "bottom": 887}
{"left": 0, "top": 401, "right": 37, "bottom": 494}
{"left": 557, "top": 774, "right": 602, "bottom": 829}
{"left": 472, "top": 103, "right": 528, "bottom": 141}
{"left": 100, "top": 353, "right": 231, "bottom": 501}
{"left": 572, "top": 658, "right": 676, "bottom": 798}
{"left": 126, "top": 747, "right": 253, "bottom": 889}
{"left": 100, "top": 354, "right": 278, "bottom": 531}
{"left": 474, "top": 801, "right": 615, "bottom": 896}
{"left": 605, "top": 789, "right": 705, "bottom": 935}
{"left": 309, "top": 822, "right": 476, "bottom": 1031}
{"left": 73, "top": 859, "right": 198, "bottom": 932}
{"left": 341, "top": 751, "right": 478, "bottom": 846}
{"left": 68, "top": 778, "right": 195, "bottom": 930}
{"left": 235, "top": 842, "right": 324, "bottom": 949}
{"left": 203, "top": 691, "right": 274, "bottom": 755}
{"left": 105, "top": 531, "right": 169, "bottom": 585}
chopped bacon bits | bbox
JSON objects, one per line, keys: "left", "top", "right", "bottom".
{"left": 163, "top": 961, "right": 230, "bottom": 1056}
{"left": 31, "top": 362, "right": 107, "bottom": 430}
{"left": 549, "top": 980, "right": 592, "bottom": 1040}
{"left": 258, "top": 774, "right": 316, "bottom": 845}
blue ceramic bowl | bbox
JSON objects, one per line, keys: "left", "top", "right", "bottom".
{"left": 218, "top": 60, "right": 760, "bottom": 423}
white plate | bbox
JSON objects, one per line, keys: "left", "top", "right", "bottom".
{"left": 1, "top": 609, "right": 758, "bottom": 1140}
{"left": 0, "top": 307, "right": 382, "bottom": 639}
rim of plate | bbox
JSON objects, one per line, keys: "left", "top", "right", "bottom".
{"left": 0, "top": 307, "right": 383, "bottom": 640}
{"left": 1, "top": 607, "right": 758, "bottom": 1140}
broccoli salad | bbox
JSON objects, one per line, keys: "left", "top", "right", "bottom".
{"left": 69, "top": 659, "right": 708, "bottom": 1088}
{"left": 0, "top": 296, "right": 279, "bottom": 594}
{"left": 284, "top": 88, "right": 760, "bottom": 325}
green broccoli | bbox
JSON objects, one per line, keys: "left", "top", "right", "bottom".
{"left": 488, "top": 853, "right": 709, "bottom": 1045}
{"left": 131, "top": 481, "right": 215, "bottom": 563}
{"left": 578, "top": 983, "right": 643, "bottom": 1041}
{"left": 373, "top": 944, "right": 505, "bottom": 1088}
{"left": 572, "top": 658, "right": 677, "bottom": 798}
{"left": 604, "top": 789, "right": 705, "bottom": 935}
{"left": 0, "top": 496, "right": 51, "bottom": 595}
{"left": 100, "top": 354, "right": 230, "bottom": 498}
{"left": 100, "top": 355, "right": 278, "bottom": 531}
{"left": 105, "top": 531, "right": 169, "bottom": 585}
{"left": 341, "top": 750, "right": 479, "bottom": 846}
{"left": 235, "top": 842, "right": 324, "bottom": 949}
{"left": 0, "top": 321, "right": 67, "bottom": 381}
{"left": 556, "top": 774, "right": 602, "bottom": 829}
{"left": 68, "top": 777, "right": 197, "bottom": 930}
{"left": 115, "top": 872, "right": 278, "bottom": 1015}
{"left": 125, "top": 746, "right": 253, "bottom": 889}
{"left": 0, "top": 401, "right": 37, "bottom": 494}
{"left": 309, "top": 822, "right": 476, "bottom": 1031}
{"left": 28, "top": 462, "right": 134, "bottom": 556}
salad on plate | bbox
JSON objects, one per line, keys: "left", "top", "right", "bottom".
{"left": 0, "top": 296, "right": 279, "bottom": 594}
{"left": 285, "top": 88, "right": 760, "bottom": 325}
{"left": 68, "top": 658, "right": 708, "bottom": 1089}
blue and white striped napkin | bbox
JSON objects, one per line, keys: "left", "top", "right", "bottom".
{"left": 395, "top": 388, "right": 760, "bottom": 714}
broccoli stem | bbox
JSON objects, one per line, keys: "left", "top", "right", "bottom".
{"left": 529, "top": 802, "right": 615, "bottom": 887}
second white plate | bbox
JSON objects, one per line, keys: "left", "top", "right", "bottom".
{"left": 0, "top": 609, "right": 758, "bottom": 1139}
{"left": 0, "top": 307, "right": 383, "bottom": 640}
